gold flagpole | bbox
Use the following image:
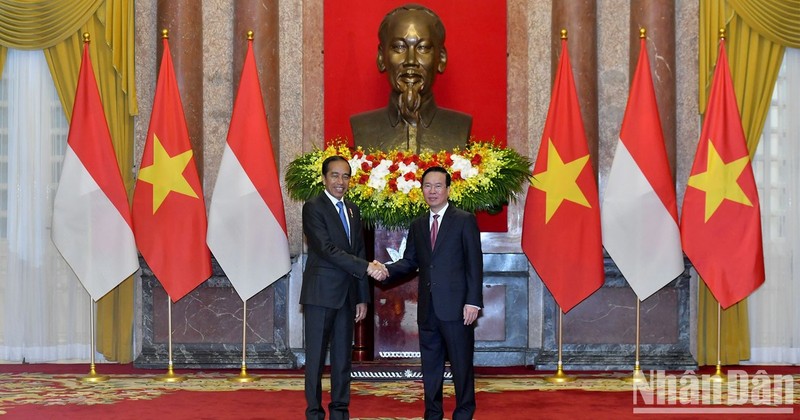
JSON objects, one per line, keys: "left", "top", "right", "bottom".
{"left": 546, "top": 309, "right": 576, "bottom": 383}
{"left": 229, "top": 299, "right": 259, "bottom": 382}
{"left": 622, "top": 299, "right": 647, "bottom": 383}
{"left": 709, "top": 302, "right": 727, "bottom": 382}
{"left": 81, "top": 299, "right": 108, "bottom": 382}
{"left": 156, "top": 296, "right": 185, "bottom": 382}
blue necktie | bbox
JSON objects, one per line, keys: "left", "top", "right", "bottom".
{"left": 337, "top": 201, "right": 350, "bottom": 240}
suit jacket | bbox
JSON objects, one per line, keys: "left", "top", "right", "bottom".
{"left": 300, "top": 193, "right": 370, "bottom": 309}
{"left": 387, "top": 204, "right": 483, "bottom": 323}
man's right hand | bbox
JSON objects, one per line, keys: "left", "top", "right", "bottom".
{"left": 367, "top": 260, "right": 389, "bottom": 281}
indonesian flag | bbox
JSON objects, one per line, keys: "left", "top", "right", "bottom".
{"left": 521, "top": 36, "right": 604, "bottom": 313}
{"left": 52, "top": 41, "right": 138, "bottom": 302}
{"left": 132, "top": 36, "right": 212, "bottom": 302}
{"left": 601, "top": 36, "right": 684, "bottom": 300}
{"left": 680, "top": 38, "right": 764, "bottom": 309}
{"left": 207, "top": 38, "right": 291, "bottom": 301}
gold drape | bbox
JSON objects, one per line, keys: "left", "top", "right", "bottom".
{"left": 697, "top": 0, "right": 800, "bottom": 365}
{"left": 0, "top": 46, "right": 6, "bottom": 77}
{"left": 0, "top": 0, "right": 137, "bottom": 362}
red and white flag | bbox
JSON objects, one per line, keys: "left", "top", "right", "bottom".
{"left": 207, "top": 38, "right": 290, "bottom": 301}
{"left": 521, "top": 36, "right": 604, "bottom": 313}
{"left": 601, "top": 35, "right": 684, "bottom": 300}
{"left": 52, "top": 41, "right": 138, "bottom": 301}
{"left": 680, "top": 38, "right": 764, "bottom": 308}
{"left": 132, "top": 36, "right": 211, "bottom": 301}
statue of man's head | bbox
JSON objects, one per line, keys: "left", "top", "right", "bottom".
{"left": 377, "top": 4, "right": 447, "bottom": 124}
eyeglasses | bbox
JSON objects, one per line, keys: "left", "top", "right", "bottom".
{"left": 422, "top": 183, "right": 446, "bottom": 192}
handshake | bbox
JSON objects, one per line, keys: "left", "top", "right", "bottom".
{"left": 367, "top": 260, "right": 389, "bottom": 281}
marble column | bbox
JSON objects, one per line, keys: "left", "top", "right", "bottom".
{"left": 630, "top": 0, "right": 677, "bottom": 176}
{"left": 234, "top": 0, "right": 281, "bottom": 158}
{"left": 552, "top": 0, "right": 598, "bottom": 170}
{"left": 157, "top": 0, "right": 205, "bottom": 178}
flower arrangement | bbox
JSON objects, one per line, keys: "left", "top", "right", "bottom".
{"left": 286, "top": 139, "right": 533, "bottom": 229}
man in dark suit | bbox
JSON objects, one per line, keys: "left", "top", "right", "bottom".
{"left": 378, "top": 166, "right": 483, "bottom": 420}
{"left": 301, "top": 155, "right": 386, "bottom": 420}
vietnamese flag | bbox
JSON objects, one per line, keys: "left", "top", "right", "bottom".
{"left": 52, "top": 39, "right": 139, "bottom": 302}
{"left": 680, "top": 38, "right": 764, "bottom": 309}
{"left": 521, "top": 35, "right": 604, "bottom": 313}
{"left": 132, "top": 35, "right": 211, "bottom": 301}
{"left": 207, "top": 36, "right": 291, "bottom": 301}
{"left": 601, "top": 34, "right": 684, "bottom": 301}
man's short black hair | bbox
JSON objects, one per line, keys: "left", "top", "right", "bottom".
{"left": 322, "top": 155, "right": 350, "bottom": 176}
{"left": 422, "top": 166, "right": 451, "bottom": 187}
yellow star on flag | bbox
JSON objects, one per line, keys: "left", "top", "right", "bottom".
{"left": 137, "top": 134, "right": 198, "bottom": 214}
{"left": 687, "top": 140, "right": 752, "bottom": 222}
{"left": 531, "top": 138, "right": 591, "bottom": 223}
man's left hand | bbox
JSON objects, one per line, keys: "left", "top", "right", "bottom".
{"left": 355, "top": 303, "right": 368, "bottom": 322}
{"left": 463, "top": 305, "right": 480, "bottom": 325}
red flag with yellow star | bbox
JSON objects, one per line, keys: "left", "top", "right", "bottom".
{"left": 132, "top": 36, "right": 212, "bottom": 301}
{"left": 521, "top": 37, "right": 604, "bottom": 313}
{"left": 680, "top": 39, "right": 764, "bottom": 309}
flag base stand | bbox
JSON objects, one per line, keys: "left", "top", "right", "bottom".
{"left": 155, "top": 365, "right": 186, "bottom": 383}
{"left": 545, "top": 364, "right": 576, "bottom": 383}
{"left": 621, "top": 366, "right": 648, "bottom": 384}
{"left": 708, "top": 363, "right": 727, "bottom": 383}
{"left": 228, "top": 365, "right": 259, "bottom": 383}
{"left": 80, "top": 363, "right": 109, "bottom": 383}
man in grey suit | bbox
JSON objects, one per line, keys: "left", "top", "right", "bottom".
{"left": 301, "top": 155, "right": 386, "bottom": 420}
{"left": 377, "top": 166, "right": 483, "bottom": 420}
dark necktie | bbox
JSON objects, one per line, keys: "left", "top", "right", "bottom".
{"left": 337, "top": 201, "right": 350, "bottom": 240}
{"left": 431, "top": 214, "right": 439, "bottom": 250}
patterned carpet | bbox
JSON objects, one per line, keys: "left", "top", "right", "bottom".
{"left": 0, "top": 367, "right": 797, "bottom": 419}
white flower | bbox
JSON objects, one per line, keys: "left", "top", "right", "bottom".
{"left": 398, "top": 161, "right": 418, "bottom": 175}
{"left": 349, "top": 154, "right": 369, "bottom": 175}
{"left": 450, "top": 155, "right": 479, "bottom": 179}
{"left": 367, "top": 159, "right": 392, "bottom": 190}
{"left": 397, "top": 176, "right": 420, "bottom": 194}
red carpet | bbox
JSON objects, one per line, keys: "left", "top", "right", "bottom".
{"left": 0, "top": 364, "right": 797, "bottom": 419}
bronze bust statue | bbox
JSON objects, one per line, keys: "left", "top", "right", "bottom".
{"left": 350, "top": 4, "right": 472, "bottom": 154}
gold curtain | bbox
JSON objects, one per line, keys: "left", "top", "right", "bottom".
{"left": 697, "top": 0, "right": 800, "bottom": 365}
{"left": 0, "top": 0, "right": 137, "bottom": 362}
{"left": 0, "top": 46, "right": 6, "bottom": 76}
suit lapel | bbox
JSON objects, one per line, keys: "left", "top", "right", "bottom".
{"left": 322, "top": 194, "right": 350, "bottom": 247}
{"left": 431, "top": 206, "right": 455, "bottom": 255}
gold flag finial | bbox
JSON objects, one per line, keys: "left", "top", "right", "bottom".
{"left": 83, "top": 33, "right": 90, "bottom": 43}
{"left": 561, "top": 29, "right": 567, "bottom": 40}
{"left": 719, "top": 28, "right": 726, "bottom": 40}
{"left": 247, "top": 30, "right": 254, "bottom": 40}
{"left": 162, "top": 29, "right": 169, "bottom": 39}
{"left": 639, "top": 28, "right": 646, "bottom": 39}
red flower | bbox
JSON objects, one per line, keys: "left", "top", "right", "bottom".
{"left": 452, "top": 171, "right": 462, "bottom": 181}
{"left": 389, "top": 163, "right": 399, "bottom": 172}
{"left": 471, "top": 154, "right": 482, "bottom": 165}
{"left": 403, "top": 172, "right": 416, "bottom": 181}
{"left": 388, "top": 179, "right": 398, "bottom": 192}
{"left": 445, "top": 156, "right": 454, "bottom": 167}
{"left": 359, "top": 174, "right": 369, "bottom": 184}
{"left": 361, "top": 161, "right": 371, "bottom": 171}
{"left": 396, "top": 152, "right": 405, "bottom": 160}
{"left": 366, "top": 154, "right": 376, "bottom": 162}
